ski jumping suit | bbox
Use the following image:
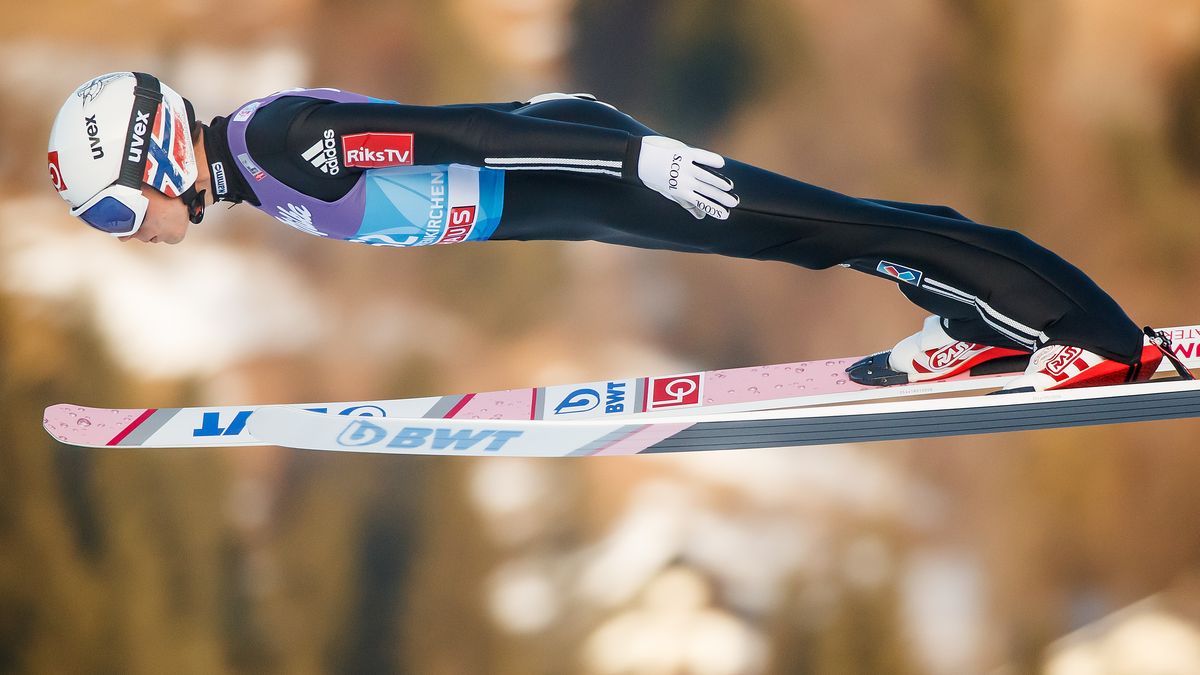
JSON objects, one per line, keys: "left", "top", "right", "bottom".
{"left": 206, "top": 88, "right": 1145, "bottom": 363}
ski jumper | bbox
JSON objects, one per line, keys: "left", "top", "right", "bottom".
{"left": 209, "top": 88, "right": 1144, "bottom": 363}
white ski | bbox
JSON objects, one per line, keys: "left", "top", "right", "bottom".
{"left": 44, "top": 324, "right": 1200, "bottom": 450}
{"left": 242, "top": 379, "right": 1200, "bottom": 456}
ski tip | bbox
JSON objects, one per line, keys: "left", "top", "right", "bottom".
{"left": 43, "top": 403, "right": 96, "bottom": 446}
{"left": 42, "top": 403, "right": 152, "bottom": 448}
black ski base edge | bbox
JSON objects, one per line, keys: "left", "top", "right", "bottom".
{"left": 642, "top": 387, "right": 1200, "bottom": 452}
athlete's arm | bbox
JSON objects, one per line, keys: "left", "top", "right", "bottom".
{"left": 297, "top": 99, "right": 640, "bottom": 179}
{"left": 252, "top": 95, "right": 738, "bottom": 219}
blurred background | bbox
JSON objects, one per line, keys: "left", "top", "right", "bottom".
{"left": 3, "top": 0, "right": 1200, "bottom": 673}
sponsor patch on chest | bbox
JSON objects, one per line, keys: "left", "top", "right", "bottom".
{"left": 342, "top": 132, "right": 413, "bottom": 168}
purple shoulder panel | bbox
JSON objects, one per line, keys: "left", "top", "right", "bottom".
{"left": 224, "top": 88, "right": 370, "bottom": 239}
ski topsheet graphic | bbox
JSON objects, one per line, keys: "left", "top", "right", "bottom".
{"left": 43, "top": 324, "right": 1200, "bottom": 450}
{"left": 41, "top": 351, "right": 1020, "bottom": 449}
{"left": 244, "top": 379, "right": 1200, "bottom": 456}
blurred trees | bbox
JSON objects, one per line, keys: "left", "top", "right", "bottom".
{"left": 0, "top": 293, "right": 232, "bottom": 674}
{"left": 572, "top": 0, "right": 803, "bottom": 140}
{"left": 1169, "top": 53, "right": 1200, "bottom": 179}
{"left": 3, "top": 0, "right": 1200, "bottom": 673}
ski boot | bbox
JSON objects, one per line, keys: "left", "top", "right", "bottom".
{"left": 996, "top": 340, "right": 1165, "bottom": 393}
{"left": 847, "top": 315, "right": 1031, "bottom": 387}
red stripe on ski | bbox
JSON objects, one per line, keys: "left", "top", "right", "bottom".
{"left": 530, "top": 388, "right": 538, "bottom": 420}
{"left": 107, "top": 408, "right": 157, "bottom": 446}
{"left": 442, "top": 394, "right": 475, "bottom": 419}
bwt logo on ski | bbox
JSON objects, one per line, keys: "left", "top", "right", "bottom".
{"left": 335, "top": 420, "right": 523, "bottom": 453}
{"left": 301, "top": 129, "right": 340, "bottom": 175}
{"left": 604, "top": 381, "right": 628, "bottom": 413}
{"left": 555, "top": 388, "right": 600, "bottom": 415}
{"left": 647, "top": 374, "right": 703, "bottom": 410}
{"left": 342, "top": 132, "right": 414, "bottom": 168}
{"left": 876, "top": 260, "right": 923, "bottom": 286}
{"left": 553, "top": 382, "right": 628, "bottom": 415}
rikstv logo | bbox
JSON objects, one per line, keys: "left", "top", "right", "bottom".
{"left": 342, "top": 132, "right": 414, "bottom": 168}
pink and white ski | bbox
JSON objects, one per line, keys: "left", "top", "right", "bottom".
{"left": 44, "top": 324, "right": 1200, "bottom": 450}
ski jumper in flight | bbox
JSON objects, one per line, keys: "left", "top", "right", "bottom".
{"left": 47, "top": 72, "right": 1167, "bottom": 392}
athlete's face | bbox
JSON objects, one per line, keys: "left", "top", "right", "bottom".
{"left": 121, "top": 186, "right": 189, "bottom": 244}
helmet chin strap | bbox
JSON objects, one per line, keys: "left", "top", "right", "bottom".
{"left": 181, "top": 186, "right": 207, "bottom": 224}
{"left": 180, "top": 96, "right": 207, "bottom": 224}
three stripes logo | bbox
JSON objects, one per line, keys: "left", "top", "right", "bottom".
{"left": 877, "top": 260, "right": 923, "bottom": 286}
{"left": 301, "top": 129, "right": 340, "bottom": 175}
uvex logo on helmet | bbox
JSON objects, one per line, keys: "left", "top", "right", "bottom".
{"left": 126, "top": 109, "right": 151, "bottom": 162}
{"left": 84, "top": 115, "right": 104, "bottom": 160}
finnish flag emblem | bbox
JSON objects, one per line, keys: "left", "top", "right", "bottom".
{"left": 877, "top": 260, "right": 923, "bottom": 285}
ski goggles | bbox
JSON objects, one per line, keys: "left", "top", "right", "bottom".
{"left": 69, "top": 183, "right": 149, "bottom": 236}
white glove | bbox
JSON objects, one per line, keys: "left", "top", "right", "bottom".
{"left": 636, "top": 136, "right": 739, "bottom": 220}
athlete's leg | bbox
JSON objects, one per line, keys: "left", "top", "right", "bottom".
{"left": 511, "top": 97, "right": 660, "bottom": 134}
{"left": 863, "top": 200, "right": 1032, "bottom": 348}
{"left": 495, "top": 101, "right": 1144, "bottom": 362}
{"left": 861, "top": 199, "right": 971, "bottom": 222}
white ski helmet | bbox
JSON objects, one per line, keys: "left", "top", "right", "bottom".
{"left": 48, "top": 72, "right": 204, "bottom": 234}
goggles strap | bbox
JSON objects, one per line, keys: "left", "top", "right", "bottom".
{"left": 116, "top": 72, "right": 163, "bottom": 189}
{"left": 179, "top": 95, "right": 207, "bottom": 223}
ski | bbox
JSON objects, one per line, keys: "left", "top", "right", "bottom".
{"left": 245, "top": 379, "right": 1200, "bottom": 456}
{"left": 44, "top": 324, "right": 1200, "bottom": 450}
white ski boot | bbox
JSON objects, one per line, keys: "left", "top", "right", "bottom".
{"left": 996, "top": 342, "right": 1164, "bottom": 392}
{"left": 847, "top": 315, "right": 1031, "bottom": 386}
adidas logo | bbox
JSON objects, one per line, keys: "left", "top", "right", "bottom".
{"left": 301, "top": 129, "right": 340, "bottom": 175}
